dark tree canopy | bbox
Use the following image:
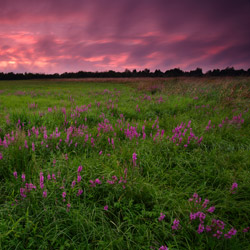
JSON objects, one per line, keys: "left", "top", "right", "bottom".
{"left": 0, "top": 67, "right": 249, "bottom": 80}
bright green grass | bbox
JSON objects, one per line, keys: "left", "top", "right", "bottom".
{"left": 0, "top": 78, "right": 250, "bottom": 249}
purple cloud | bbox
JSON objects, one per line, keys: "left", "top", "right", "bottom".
{"left": 0, "top": 0, "right": 249, "bottom": 73}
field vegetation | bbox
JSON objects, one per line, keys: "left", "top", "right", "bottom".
{"left": 0, "top": 77, "right": 250, "bottom": 249}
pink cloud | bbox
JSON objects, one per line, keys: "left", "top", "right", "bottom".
{"left": 0, "top": 0, "right": 249, "bottom": 73}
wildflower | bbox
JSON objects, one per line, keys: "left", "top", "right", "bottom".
{"left": 172, "top": 219, "right": 180, "bottom": 231}
{"left": 213, "top": 230, "right": 223, "bottom": 239}
{"left": 0, "top": 152, "right": 3, "bottom": 160}
{"left": 32, "top": 142, "right": 35, "bottom": 151}
{"left": 40, "top": 172, "right": 44, "bottom": 189}
{"left": 77, "top": 175, "right": 82, "bottom": 182}
{"left": 197, "top": 223, "right": 204, "bottom": 234}
{"left": 198, "top": 212, "right": 206, "bottom": 223}
{"left": 62, "top": 192, "right": 66, "bottom": 198}
{"left": 224, "top": 228, "right": 237, "bottom": 239}
{"left": 71, "top": 180, "right": 76, "bottom": 188}
{"left": 20, "top": 188, "right": 26, "bottom": 198}
{"left": 206, "top": 225, "right": 212, "bottom": 232}
{"left": 89, "top": 180, "right": 96, "bottom": 187}
{"left": 77, "top": 165, "right": 83, "bottom": 173}
{"left": 207, "top": 206, "right": 215, "bottom": 213}
{"left": 21, "top": 173, "right": 25, "bottom": 182}
{"left": 132, "top": 152, "right": 137, "bottom": 166}
{"left": 159, "top": 246, "right": 168, "bottom": 250}
{"left": 158, "top": 213, "right": 166, "bottom": 222}
{"left": 112, "top": 175, "right": 118, "bottom": 182}
{"left": 202, "top": 199, "right": 209, "bottom": 208}
{"left": 65, "top": 154, "right": 68, "bottom": 160}
{"left": 13, "top": 171, "right": 17, "bottom": 179}
{"left": 47, "top": 174, "right": 51, "bottom": 180}
{"left": 242, "top": 227, "right": 249, "bottom": 233}
{"left": 104, "top": 205, "right": 108, "bottom": 211}
{"left": 43, "top": 190, "right": 47, "bottom": 198}
{"left": 77, "top": 189, "right": 83, "bottom": 196}
{"left": 99, "top": 151, "right": 102, "bottom": 155}
{"left": 190, "top": 212, "right": 197, "bottom": 220}
{"left": 95, "top": 178, "right": 102, "bottom": 184}
{"left": 231, "top": 182, "right": 238, "bottom": 194}
{"left": 67, "top": 203, "right": 71, "bottom": 208}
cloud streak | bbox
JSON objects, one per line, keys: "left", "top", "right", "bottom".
{"left": 0, "top": 0, "right": 250, "bottom": 73}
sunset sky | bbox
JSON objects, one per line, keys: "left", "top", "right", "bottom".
{"left": 1, "top": 0, "right": 250, "bottom": 73}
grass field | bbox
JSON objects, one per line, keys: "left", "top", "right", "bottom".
{"left": 0, "top": 77, "right": 250, "bottom": 249}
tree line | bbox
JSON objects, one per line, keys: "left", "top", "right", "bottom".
{"left": 0, "top": 67, "right": 250, "bottom": 80}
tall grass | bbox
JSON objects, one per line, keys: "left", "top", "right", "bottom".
{"left": 0, "top": 78, "right": 250, "bottom": 249}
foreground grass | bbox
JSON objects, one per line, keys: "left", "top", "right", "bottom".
{"left": 0, "top": 77, "right": 250, "bottom": 249}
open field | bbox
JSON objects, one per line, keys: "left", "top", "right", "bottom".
{"left": 0, "top": 77, "right": 250, "bottom": 249}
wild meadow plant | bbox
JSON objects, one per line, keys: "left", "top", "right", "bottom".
{"left": 0, "top": 78, "right": 250, "bottom": 249}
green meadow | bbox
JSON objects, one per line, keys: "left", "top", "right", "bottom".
{"left": 0, "top": 77, "right": 250, "bottom": 249}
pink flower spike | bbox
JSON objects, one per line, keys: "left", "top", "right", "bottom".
{"left": 13, "top": 171, "right": 17, "bottom": 179}
{"left": 95, "top": 178, "right": 102, "bottom": 184}
{"left": 202, "top": 199, "right": 209, "bottom": 208}
{"left": 197, "top": 223, "right": 204, "bottom": 234}
{"left": 62, "top": 192, "right": 66, "bottom": 198}
{"left": 77, "top": 165, "right": 83, "bottom": 173}
{"left": 77, "top": 189, "right": 83, "bottom": 196}
{"left": 21, "top": 173, "right": 25, "bottom": 182}
{"left": 158, "top": 213, "right": 166, "bottom": 222}
{"left": 132, "top": 152, "right": 137, "bottom": 166}
{"left": 104, "top": 205, "right": 108, "bottom": 211}
{"left": 172, "top": 219, "right": 180, "bottom": 231}
{"left": 207, "top": 206, "right": 215, "bottom": 213}
{"left": 231, "top": 182, "right": 238, "bottom": 194}
{"left": 43, "top": 190, "right": 47, "bottom": 198}
{"left": 71, "top": 180, "right": 76, "bottom": 188}
{"left": 77, "top": 175, "right": 81, "bottom": 182}
{"left": 159, "top": 246, "right": 168, "bottom": 250}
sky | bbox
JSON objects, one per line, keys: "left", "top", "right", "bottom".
{"left": 0, "top": 0, "right": 250, "bottom": 74}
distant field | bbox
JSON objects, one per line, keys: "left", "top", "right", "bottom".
{"left": 0, "top": 77, "right": 250, "bottom": 249}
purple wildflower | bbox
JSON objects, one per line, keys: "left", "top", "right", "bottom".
{"left": 77, "top": 189, "right": 83, "bottom": 196}
{"left": 224, "top": 228, "right": 237, "bottom": 239}
{"left": 71, "top": 180, "right": 76, "bottom": 188}
{"left": 202, "top": 199, "right": 209, "bottom": 208}
{"left": 159, "top": 246, "right": 168, "bottom": 250}
{"left": 77, "top": 165, "right": 83, "bottom": 173}
{"left": 172, "top": 219, "right": 180, "bottom": 231}
{"left": 132, "top": 152, "right": 137, "bottom": 166}
{"left": 20, "top": 188, "right": 26, "bottom": 198}
{"left": 32, "top": 142, "right": 35, "bottom": 151}
{"left": 95, "top": 178, "right": 102, "bottom": 184}
{"left": 158, "top": 213, "right": 166, "bottom": 222}
{"left": 62, "top": 192, "right": 66, "bottom": 198}
{"left": 13, "top": 171, "right": 17, "bottom": 179}
{"left": 207, "top": 206, "right": 215, "bottom": 213}
{"left": 43, "top": 190, "right": 47, "bottom": 198}
{"left": 104, "top": 205, "right": 108, "bottom": 211}
{"left": 231, "top": 182, "right": 238, "bottom": 194}
{"left": 197, "top": 223, "right": 204, "bottom": 234}
{"left": 213, "top": 230, "right": 223, "bottom": 239}
{"left": 77, "top": 175, "right": 82, "bottom": 182}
